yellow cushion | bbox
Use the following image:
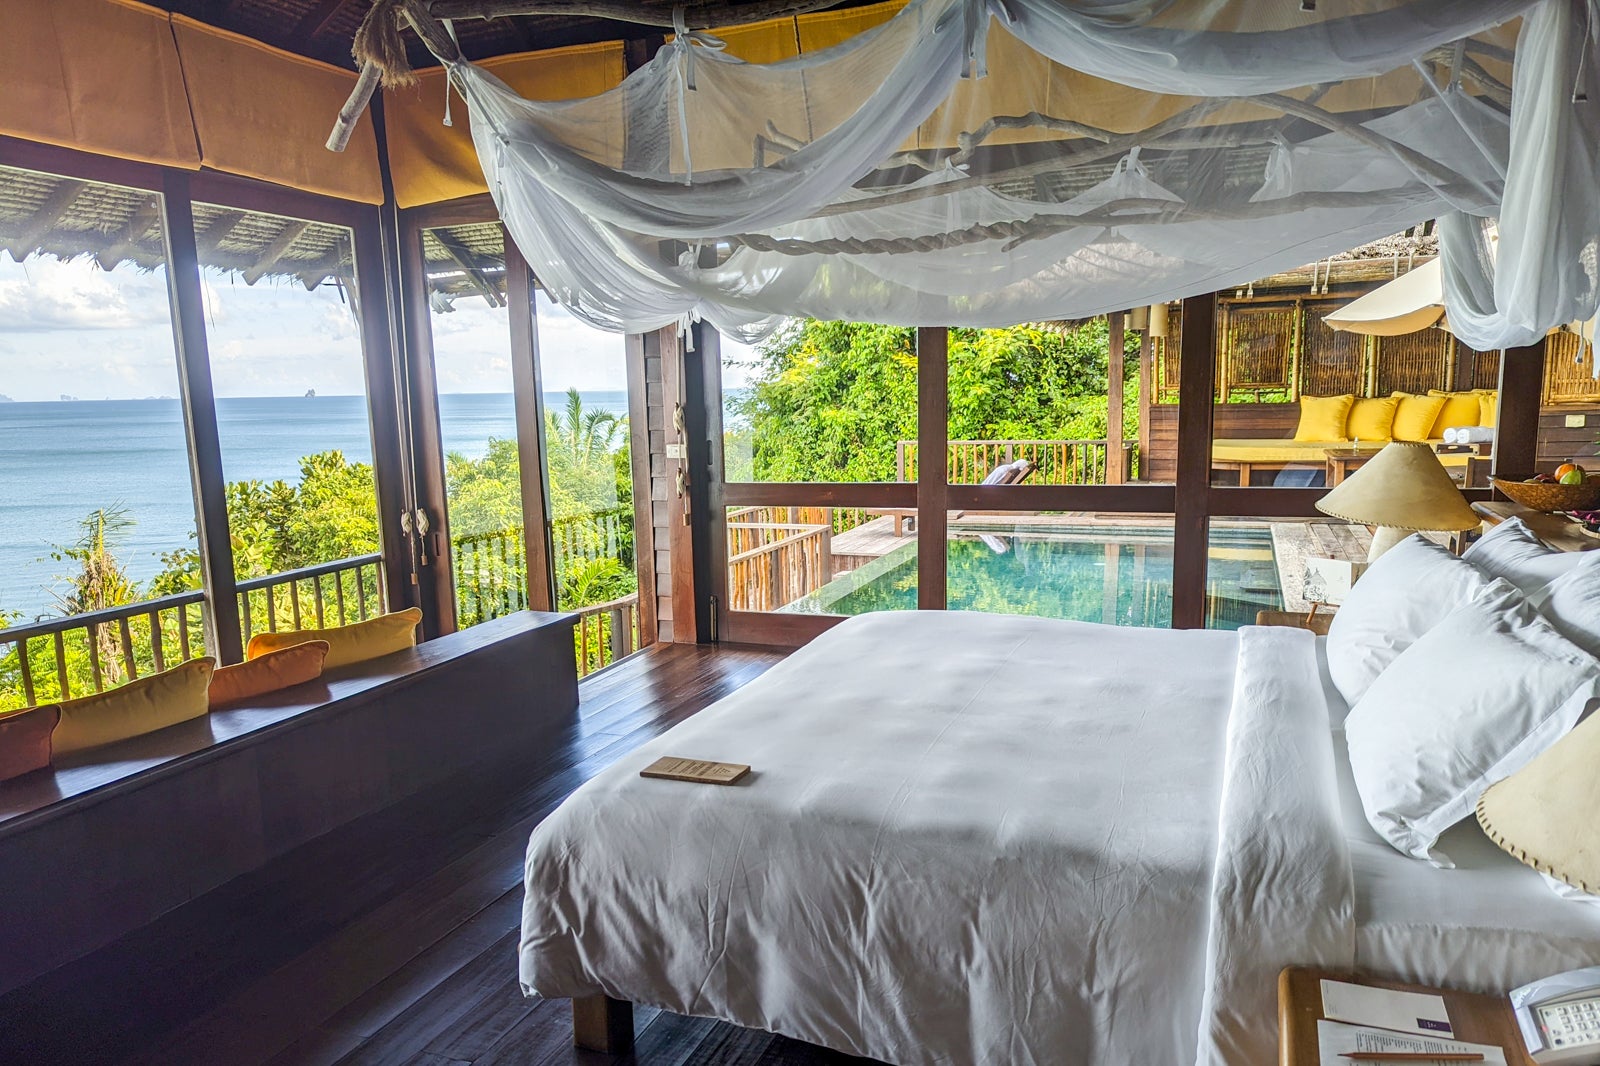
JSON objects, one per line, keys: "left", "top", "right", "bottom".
{"left": 53, "top": 658, "right": 216, "bottom": 756}
{"left": 1480, "top": 390, "right": 1499, "bottom": 427}
{"left": 246, "top": 608, "right": 422, "bottom": 670}
{"left": 1293, "top": 395, "right": 1355, "bottom": 442}
{"left": 209, "top": 640, "right": 329, "bottom": 710}
{"left": 1427, "top": 390, "right": 1486, "bottom": 435}
{"left": 1346, "top": 395, "right": 1401, "bottom": 442}
{"left": 1389, "top": 392, "right": 1448, "bottom": 442}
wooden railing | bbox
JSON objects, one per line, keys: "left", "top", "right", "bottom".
{"left": 897, "top": 439, "right": 1139, "bottom": 485}
{"left": 237, "top": 553, "right": 385, "bottom": 645}
{"left": 452, "top": 508, "right": 634, "bottom": 628}
{"left": 1, "top": 591, "right": 208, "bottom": 707}
{"left": 572, "top": 593, "right": 640, "bottom": 678}
{"left": 726, "top": 517, "right": 833, "bottom": 612}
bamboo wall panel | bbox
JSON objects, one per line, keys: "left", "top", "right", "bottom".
{"left": 1472, "top": 347, "right": 1501, "bottom": 390}
{"left": 1375, "top": 329, "right": 1454, "bottom": 395}
{"left": 1544, "top": 332, "right": 1600, "bottom": 404}
{"left": 1297, "top": 305, "right": 1366, "bottom": 397}
{"left": 1219, "top": 303, "right": 1295, "bottom": 400}
{"left": 1153, "top": 306, "right": 1184, "bottom": 403}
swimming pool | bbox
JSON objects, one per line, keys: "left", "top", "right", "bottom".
{"left": 784, "top": 524, "right": 1282, "bottom": 629}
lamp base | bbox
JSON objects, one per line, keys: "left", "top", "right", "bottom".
{"left": 1366, "top": 525, "right": 1412, "bottom": 562}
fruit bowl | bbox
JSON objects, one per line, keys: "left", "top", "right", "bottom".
{"left": 1493, "top": 475, "right": 1600, "bottom": 512}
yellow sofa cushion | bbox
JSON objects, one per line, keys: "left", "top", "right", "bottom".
{"left": 1390, "top": 392, "right": 1448, "bottom": 442}
{"left": 1480, "top": 390, "right": 1499, "bottom": 427}
{"left": 53, "top": 658, "right": 216, "bottom": 756}
{"left": 209, "top": 640, "right": 329, "bottom": 710}
{"left": 246, "top": 608, "right": 422, "bottom": 670}
{"left": 1346, "top": 395, "right": 1400, "bottom": 442}
{"left": 1428, "top": 390, "right": 1487, "bottom": 435}
{"left": 1293, "top": 394, "right": 1355, "bottom": 442}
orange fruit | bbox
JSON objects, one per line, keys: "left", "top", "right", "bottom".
{"left": 1555, "top": 462, "right": 1585, "bottom": 479}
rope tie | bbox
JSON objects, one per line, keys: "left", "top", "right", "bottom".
{"left": 671, "top": 6, "right": 728, "bottom": 183}
{"left": 962, "top": 0, "right": 1015, "bottom": 79}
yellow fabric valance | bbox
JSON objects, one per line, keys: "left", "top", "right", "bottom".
{"left": 385, "top": 42, "right": 627, "bottom": 209}
{"left": 0, "top": 0, "right": 200, "bottom": 169}
{"left": 170, "top": 16, "right": 384, "bottom": 205}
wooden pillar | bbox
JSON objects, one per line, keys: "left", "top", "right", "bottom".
{"left": 1493, "top": 341, "right": 1547, "bottom": 479}
{"left": 159, "top": 172, "right": 243, "bottom": 664}
{"left": 395, "top": 217, "right": 457, "bottom": 635}
{"left": 505, "top": 234, "right": 556, "bottom": 612}
{"left": 687, "top": 323, "right": 723, "bottom": 642}
{"left": 1137, "top": 327, "right": 1153, "bottom": 482}
{"left": 1107, "top": 311, "right": 1126, "bottom": 485}
{"left": 572, "top": 995, "right": 633, "bottom": 1054}
{"left": 916, "top": 327, "right": 949, "bottom": 610}
{"left": 660, "top": 325, "right": 720, "bottom": 641}
{"left": 624, "top": 333, "right": 659, "bottom": 645}
{"left": 1172, "top": 293, "right": 1218, "bottom": 630}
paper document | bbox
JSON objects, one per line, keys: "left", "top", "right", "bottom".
{"left": 1322, "top": 979, "right": 1455, "bottom": 1037}
{"left": 1317, "top": 1020, "right": 1507, "bottom": 1066}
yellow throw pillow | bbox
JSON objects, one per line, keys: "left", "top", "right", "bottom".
{"left": 1389, "top": 392, "right": 1447, "bottom": 442}
{"left": 209, "top": 640, "right": 329, "bottom": 710}
{"left": 246, "top": 608, "right": 422, "bottom": 670}
{"left": 53, "top": 658, "right": 216, "bottom": 756}
{"left": 1346, "top": 395, "right": 1400, "bottom": 442}
{"left": 1427, "top": 390, "right": 1486, "bottom": 436}
{"left": 1479, "top": 390, "right": 1499, "bottom": 427}
{"left": 1293, "top": 394, "right": 1355, "bottom": 442}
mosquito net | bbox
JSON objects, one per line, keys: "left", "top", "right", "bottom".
{"left": 437, "top": 0, "right": 1598, "bottom": 348}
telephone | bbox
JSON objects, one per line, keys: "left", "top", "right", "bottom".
{"left": 1511, "top": 967, "right": 1600, "bottom": 1064}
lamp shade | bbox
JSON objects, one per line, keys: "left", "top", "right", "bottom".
{"left": 1315, "top": 441, "right": 1479, "bottom": 532}
{"left": 1478, "top": 711, "right": 1600, "bottom": 894}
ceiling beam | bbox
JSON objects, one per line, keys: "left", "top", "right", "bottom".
{"left": 241, "top": 220, "right": 313, "bottom": 285}
{"left": 194, "top": 209, "right": 248, "bottom": 260}
{"left": 426, "top": 0, "right": 844, "bottom": 25}
{"left": 1, "top": 179, "right": 87, "bottom": 262}
{"left": 430, "top": 228, "right": 506, "bottom": 305}
{"left": 94, "top": 200, "right": 163, "bottom": 272}
{"left": 293, "top": 0, "right": 360, "bottom": 39}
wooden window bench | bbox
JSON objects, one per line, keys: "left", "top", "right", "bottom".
{"left": 0, "top": 611, "right": 579, "bottom": 999}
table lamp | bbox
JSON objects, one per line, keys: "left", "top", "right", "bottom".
{"left": 1315, "top": 441, "right": 1480, "bottom": 561}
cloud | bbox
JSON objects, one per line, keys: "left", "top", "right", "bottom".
{"left": 0, "top": 257, "right": 171, "bottom": 332}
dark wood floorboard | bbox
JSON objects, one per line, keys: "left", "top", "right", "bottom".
{"left": 0, "top": 642, "right": 885, "bottom": 1066}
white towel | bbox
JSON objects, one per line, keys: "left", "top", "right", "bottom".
{"left": 1444, "top": 426, "right": 1495, "bottom": 444}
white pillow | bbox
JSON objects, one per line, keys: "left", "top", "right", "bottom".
{"left": 1326, "top": 534, "right": 1495, "bottom": 706}
{"left": 1345, "top": 581, "right": 1600, "bottom": 864}
{"left": 1463, "top": 517, "right": 1588, "bottom": 604}
{"left": 1539, "top": 551, "right": 1600, "bottom": 660}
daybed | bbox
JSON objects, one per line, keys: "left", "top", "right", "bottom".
{"left": 516, "top": 527, "right": 1600, "bottom": 1065}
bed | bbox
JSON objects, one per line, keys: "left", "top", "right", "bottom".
{"left": 517, "top": 611, "right": 1600, "bottom": 1065}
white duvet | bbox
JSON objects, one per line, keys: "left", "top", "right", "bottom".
{"left": 519, "top": 613, "right": 1356, "bottom": 1065}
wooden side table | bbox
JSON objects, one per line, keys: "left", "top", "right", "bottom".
{"left": 1255, "top": 609, "right": 1335, "bottom": 636}
{"left": 1325, "top": 448, "right": 1382, "bottom": 486}
{"left": 1279, "top": 966, "right": 1537, "bottom": 1066}
{"left": 1473, "top": 500, "right": 1600, "bottom": 553}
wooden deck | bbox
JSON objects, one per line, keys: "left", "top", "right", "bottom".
{"left": 0, "top": 641, "right": 889, "bottom": 1066}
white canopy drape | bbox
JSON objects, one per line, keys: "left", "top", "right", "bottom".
{"left": 437, "top": 0, "right": 1598, "bottom": 349}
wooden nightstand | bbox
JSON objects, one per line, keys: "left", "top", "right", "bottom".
{"left": 1279, "top": 966, "right": 1537, "bottom": 1065}
{"left": 1255, "top": 609, "right": 1335, "bottom": 636}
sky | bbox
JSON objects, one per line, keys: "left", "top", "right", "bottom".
{"left": 0, "top": 253, "right": 756, "bottom": 401}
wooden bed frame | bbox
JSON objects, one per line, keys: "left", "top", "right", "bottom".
{"left": 574, "top": 995, "right": 635, "bottom": 1052}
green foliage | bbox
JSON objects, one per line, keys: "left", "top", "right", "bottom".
{"left": 220, "top": 451, "right": 380, "bottom": 579}
{"left": 736, "top": 319, "right": 1141, "bottom": 482}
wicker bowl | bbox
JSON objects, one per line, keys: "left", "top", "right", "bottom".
{"left": 1493, "top": 475, "right": 1600, "bottom": 512}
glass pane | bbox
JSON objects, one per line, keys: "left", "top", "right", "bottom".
{"left": 944, "top": 319, "right": 1161, "bottom": 486}
{"left": 1218, "top": 516, "right": 1374, "bottom": 630}
{"left": 422, "top": 223, "right": 523, "bottom": 629}
{"left": 722, "top": 320, "right": 918, "bottom": 483}
{"left": 0, "top": 164, "right": 203, "bottom": 704}
{"left": 726, "top": 504, "right": 916, "bottom": 615}
{"left": 193, "top": 204, "right": 382, "bottom": 643}
{"left": 534, "top": 292, "right": 638, "bottom": 673}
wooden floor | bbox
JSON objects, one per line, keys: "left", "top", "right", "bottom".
{"left": 0, "top": 642, "right": 883, "bottom": 1066}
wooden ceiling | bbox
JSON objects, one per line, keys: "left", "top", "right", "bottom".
{"left": 147, "top": 0, "right": 882, "bottom": 72}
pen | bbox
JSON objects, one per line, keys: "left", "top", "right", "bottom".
{"left": 1338, "top": 1055, "right": 1484, "bottom": 1062}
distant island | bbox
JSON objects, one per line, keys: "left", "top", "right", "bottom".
{"left": 0, "top": 394, "right": 12, "bottom": 403}
{"left": 59, "top": 394, "right": 78, "bottom": 401}
{"left": 305, "top": 389, "right": 316, "bottom": 398}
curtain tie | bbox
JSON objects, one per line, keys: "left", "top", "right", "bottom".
{"left": 963, "top": 0, "right": 1015, "bottom": 79}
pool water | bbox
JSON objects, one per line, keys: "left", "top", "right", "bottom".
{"left": 786, "top": 525, "right": 1282, "bottom": 629}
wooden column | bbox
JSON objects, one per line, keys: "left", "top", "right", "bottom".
{"left": 916, "top": 327, "right": 949, "bottom": 611}
{"left": 1172, "top": 293, "right": 1217, "bottom": 630}
{"left": 505, "top": 235, "right": 556, "bottom": 612}
{"left": 1137, "top": 327, "right": 1153, "bottom": 482}
{"left": 686, "top": 323, "right": 722, "bottom": 641}
{"left": 1493, "top": 341, "right": 1547, "bottom": 479}
{"left": 660, "top": 326, "right": 701, "bottom": 641}
{"left": 395, "top": 218, "right": 457, "bottom": 635}
{"left": 1107, "top": 311, "right": 1126, "bottom": 485}
{"left": 160, "top": 172, "right": 243, "bottom": 664}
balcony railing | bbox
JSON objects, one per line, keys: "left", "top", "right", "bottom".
{"left": 452, "top": 507, "right": 633, "bottom": 629}
{"left": 237, "top": 553, "right": 386, "bottom": 644}
{"left": 897, "top": 439, "right": 1139, "bottom": 485}
{"left": 1, "top": 591, "right": 207, "bottom": 707}
{"left": 572, "top": 593, "right": 641, "bottom": 678}
{"left": 726, "top": 516, "right": 833, "bottom": 613}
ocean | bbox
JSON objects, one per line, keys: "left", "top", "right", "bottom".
{"left": 0, "top": 392, "right": 628, "bottom": 621}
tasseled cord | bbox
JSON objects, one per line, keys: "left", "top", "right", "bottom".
{"left": 353, "top": 0, "right": 419, "bottom": 88}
